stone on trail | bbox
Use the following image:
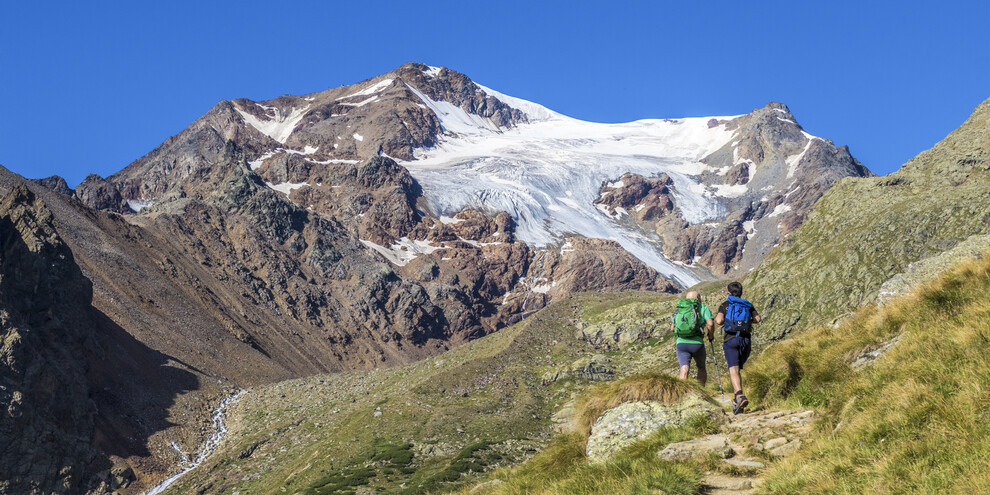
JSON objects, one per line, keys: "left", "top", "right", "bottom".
{"left": 657, "top": 434, "right": 734, "bottom": 461}
{"left": 725, "top": 458, "right": 765, "bottom": 469}
{"left": 585, "top": 393, "right": 725, "bottom": 463}
{"left": 763, "top": 437, "right": 788, "bottom": 450}
{"left": 769, "top": 438, "right": 802, "bottom": 457}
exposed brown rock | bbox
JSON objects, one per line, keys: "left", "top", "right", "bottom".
{"left": 594, "top": 173, "right": 675, "bottom": 222}
{"left": 74, "top": 174, "right": 127, "bottom": 213}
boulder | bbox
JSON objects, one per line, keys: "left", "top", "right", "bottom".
{"left": 585, "top": 394, "right": 725, "bottom": 463}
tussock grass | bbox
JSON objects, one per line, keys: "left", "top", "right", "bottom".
{"left": 747, "top": 254, "right": 990, "bottom": 494}
{"left": 457, "top": 422, "right": 711, "bottom": 495}
{"left": 448, "top": 376, "right": 717, "bottom": 494}
{"left": 573, "top": 373, "right": 698, "bottom": 439}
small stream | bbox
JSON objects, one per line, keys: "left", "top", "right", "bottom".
{"left": 144, "top": 391, "right": 245, "bottom": 495}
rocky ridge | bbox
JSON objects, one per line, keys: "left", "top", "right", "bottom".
{"left": 744, "top": 96, "right": 990, "bottom": 342}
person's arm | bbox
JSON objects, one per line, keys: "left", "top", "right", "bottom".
{"left": 752, "top": 308, "right": 761, "bottom": 324}
{"left": 706, "top": 318, "right": 715, "bottom": 341}
{"left": 715, "top": 312, "right": 725, "bottom": 325}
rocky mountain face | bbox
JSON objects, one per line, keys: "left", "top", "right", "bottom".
{"left": 744, "top": 97, "right": 990, "bottom": 341}
{"left": 596, "top": 103, "right": 872, "bottom": 275}
{"left": 0, "top": 184, "right": 211, "bottom": 494}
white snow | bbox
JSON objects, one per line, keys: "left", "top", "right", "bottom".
{"left": 423, "top": 66, "right": 442, "bottom": 78}
{"left": 265, "top": 181, "right": 310, "bottom": 197}
{"left": 353, "top": 133, "right": 364, "bottom": 141}
{"left": 439, "top": 215, "right": 464, "bottom": 224}
{"left": 530, "top": 284, "right": 552, "bottom": 294}
{"left": 768, "top": 203, "right": 793, "bottom": 218}
{"left": 337, "top": 78, "right": 394, "bottom": 100}
{"left": 400, "top": 90, "right": 742, "bottom": 287}
{"left": 127, "top": 199, "right": 154, "bottom": 212}
{"left": 475, "top": 83, "right": 562, "bottom": 123}
{"left": 360, "top": 237, "right": 441, "bottom": 266}
{"left": 777, "top": 116, "right": 796, "bottom": 124}
{"left": 743, "top": 220, "right": 757, "bottom": 239}
{"left": 560, "top": 240, "right": 575, "bottom": 255}
{"left": 405, "top": 82, "right": 500, "bottom": 137}
{"left": 785, "top": 137, "right": 816, "bottom": 179}
{"left": 606, "top": 179, "right": 625, "bottom": 189}
{"left": 236, "top": 104, "right": 310, "bottom": 144}
{"left": 248, "top": 150, "right": 278, "bottom": 170}
{"left": 339, "top": 95, "right": 379, "bottom": 107}
{"left": 712, "top": 184, "right": 749, "bottom": 198}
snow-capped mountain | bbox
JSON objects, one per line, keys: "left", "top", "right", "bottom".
{"left": 85, "top": 63, "right": 869, "bottom": 287}
{"left": 183, "top": 63, "right": 864, "bottom": 286}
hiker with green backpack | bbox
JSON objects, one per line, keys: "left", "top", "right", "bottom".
{"left": 670, "top": 290, "right": 715, "bottom": 386}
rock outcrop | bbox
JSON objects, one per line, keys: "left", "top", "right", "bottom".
{"left": 745, "top": 97, "right": 990, "bottom": 342}
{"left": 585, "top": 394, "right": 725, "bottom": 463}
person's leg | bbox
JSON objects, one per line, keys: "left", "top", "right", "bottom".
{"left": 694, "top": 345, "right": 707, "bottom": 386}
{"left": 723, "top": 337, "right": 748, "bottom": 413}
{"left": 728, "top": 366, "right": 742, "bottom": 394}
{"left": 676, "top": 344, "right": 691, "bottom": 380}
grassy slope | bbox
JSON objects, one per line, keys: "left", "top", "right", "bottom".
{"left": 454, "top": 374, "right": 723, "bottom": 495}
{"left": 458, "top": 253, "right": 990, "bottom": 495}
{"left": 162, "top": 290, "right": 692, "bottom": 494}
{"left": 744, "top": 97, "right": 990, "bottom": 342}
{"left": 745, "top": 254, "right": 990, "bottom": 493}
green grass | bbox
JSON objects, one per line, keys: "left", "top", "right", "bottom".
{"left": 745, "top": 254, "right": 990, "bottom": 494}
{"left": 459, "top": 419, "right": 715, "bottom": 495}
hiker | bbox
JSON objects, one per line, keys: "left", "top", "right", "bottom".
{"left": 670, "top": 290, "right": 715, "bottom": 386}
{"left": 715, "top": 282, "right": 761, "bottom": 414}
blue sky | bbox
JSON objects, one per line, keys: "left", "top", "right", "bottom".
{"left": 2, "top": 1, "right": 988, "bottom": 186}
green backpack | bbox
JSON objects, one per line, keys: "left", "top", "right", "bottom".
{"left": 673, "top": 298, "right": 703, "bottom": 339}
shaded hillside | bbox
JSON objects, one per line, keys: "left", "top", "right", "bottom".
{"left": 0, "top": 184, "right": 212, "bottom": 493}
{"left": 745, "top": 97, "right": 990, "bottom": 341}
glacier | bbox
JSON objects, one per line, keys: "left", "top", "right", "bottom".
{"left": 399, "top": 79, "right": 742, "bottom": 287}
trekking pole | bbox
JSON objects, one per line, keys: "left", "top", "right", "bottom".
{"left": 710, "top": 338, "right": 724, "bottom": 398}
{"left": 702, "top": 294, "right": 724, "bottom": 398}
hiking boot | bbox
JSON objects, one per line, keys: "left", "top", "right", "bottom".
{"left": 732, "top": 394, "right": 749, "bottom": 415}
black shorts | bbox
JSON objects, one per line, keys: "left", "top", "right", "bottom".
{"left": 723, "top": 336, "right": 752, "bottom": 369}
{"left": 676, "top": 343, "right": 706, "bottom": 367}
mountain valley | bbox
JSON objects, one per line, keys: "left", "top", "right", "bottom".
{"left": 3, "top": 63, "right": 988, "bottom": 494}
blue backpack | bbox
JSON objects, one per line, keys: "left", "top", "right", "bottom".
{"left": 723, "top": 295, "right": 753, "bottom": 339}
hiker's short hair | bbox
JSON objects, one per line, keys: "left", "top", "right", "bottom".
{"left": 727, "top": 282, "right": 743, "bottom": 297}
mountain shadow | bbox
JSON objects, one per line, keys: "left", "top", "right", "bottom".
{"left": 0, "top": 184, "right": 200, "bottom": 494}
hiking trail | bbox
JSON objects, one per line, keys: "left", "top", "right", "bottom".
{"left": 674, "top": 398, "right": 816, "bottom": 494}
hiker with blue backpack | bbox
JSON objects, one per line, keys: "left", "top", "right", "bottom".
{"left": 670, "top": 290, "right": 715, "bottom": 386}
{"left": 715, "top": 282, "right": 761, "bottom": 414}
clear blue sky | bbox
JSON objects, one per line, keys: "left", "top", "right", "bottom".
{"left": 2, "top": 1, "right": 988, "bottom": 186}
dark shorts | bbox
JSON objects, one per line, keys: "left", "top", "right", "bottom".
{"left": 676, "top": 343, "right": 707, "bottom": 367}
{"left": 723, "top": 336, "right": 752, "bottom": 369}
